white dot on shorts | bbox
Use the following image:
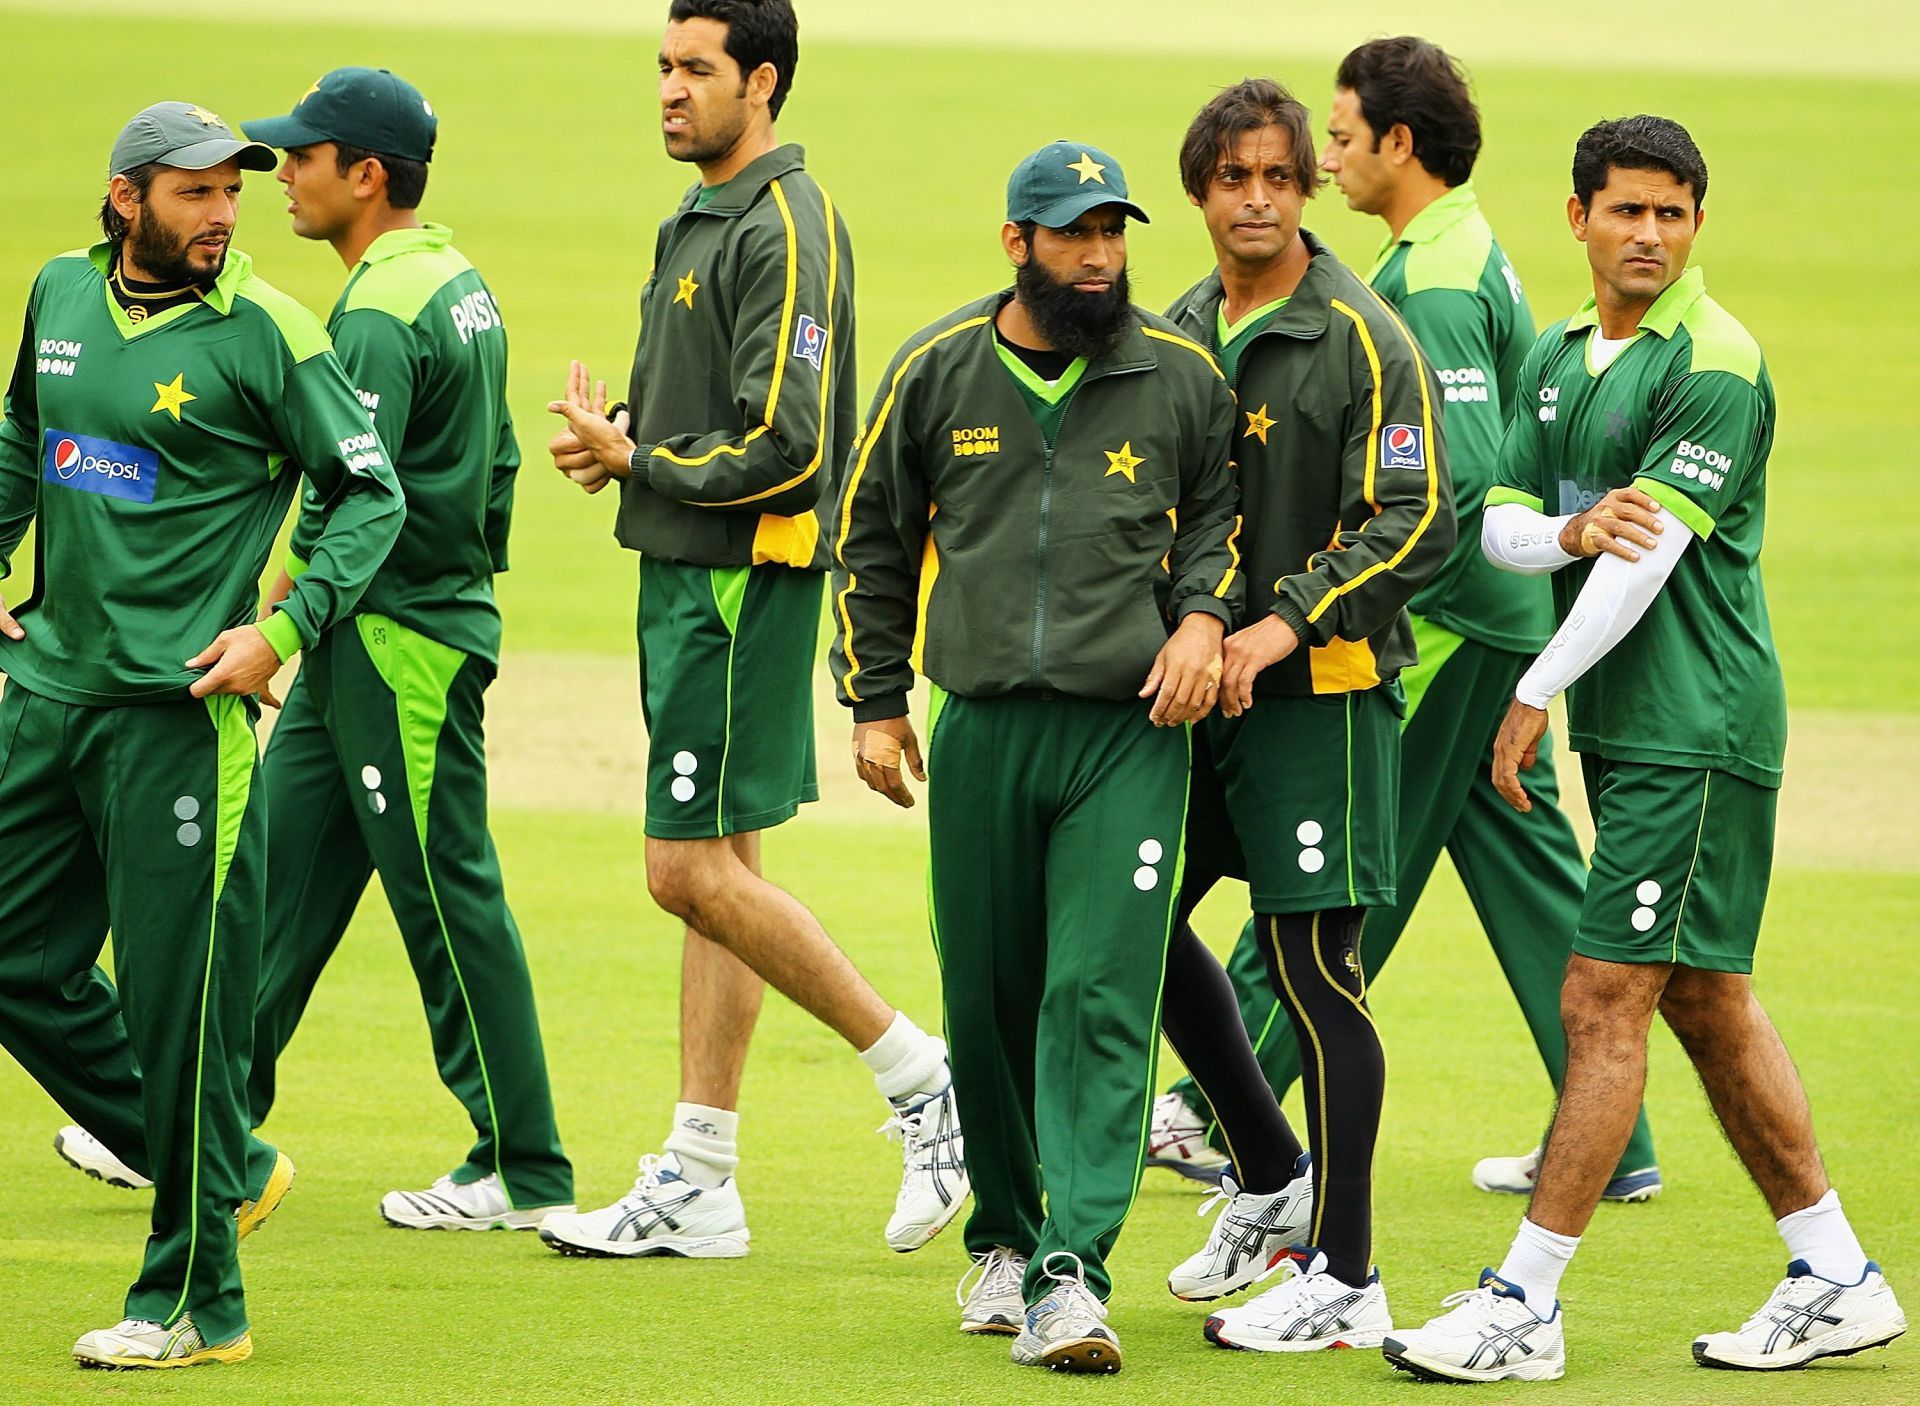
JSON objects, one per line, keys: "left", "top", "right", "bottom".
{"left": 673, "top": 750, "right": 698, "bottom": 776}
{"left": 1631, "top": 905, "right": 1657, "bottom": 932}
{"left": 361, "top": 765, "right": 382, "bottom": 790}
{"left": 1296, "top": 820, "right": 1324, "bottom": 846}
{"left": 1138, "top": 838, "right": 1163, "bottom": 865}
{"left": 175, "top": 822, "right": 201, "bottom": 847}
{"left": 1636, "top": 879, "right": 1663, "bottom": 905}
{"left": 1132, "top": 865, "right": 1159, "bottom": 892}
{"left": 369, "top": 792, "right": 387, "bottom": 815}
{"left": 173, "top": 795, "right": 199, "bottom": 821}
{"left": 1298, "top": 847, "right": 1325, "bottom": 874}
{"left": 671, "top": 776, "right": 697, "bottom": 803}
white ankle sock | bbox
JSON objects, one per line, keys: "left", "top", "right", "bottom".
{"left": 1496, "top": 1217, "right": 1580, "bottom": 1318}
{"left": 1778, "top": 1188, "right": 1869, "bottom": 1283}
{"left": 858, "top": 1010, "right": 948, "bottom": 1104}
{"left": 662, "top": 1102, "right": 738, "bottom": 1189}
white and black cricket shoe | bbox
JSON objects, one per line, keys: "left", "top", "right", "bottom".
{"left": 1693, "top": 1260, "right": 1905, "bottom": 1370}
{"left": 55, "top": 1126, "right": 150, "bottom": 1190}
{"left": 881, "top": 1079, "right": 969, "bottom": 1252}
{"left": 1384, "top": 1270, "right": 1565, "bottom": 1382}
{"left": 1203, "top": 1247, "right": 1392, "bottom": 1352}
{"left": 380, "top": 1171, "right": 568, "bottom": 1230}
{"left": 1167, "top": 1158, "right": 1314, "bottom": 1302}
{"left": 537, "top": 1153, "right": 748, "bottom": 1258}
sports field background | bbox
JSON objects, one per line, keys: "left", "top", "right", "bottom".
{"left": 0, "top": 2, "right": 1915, "bottom": 1401}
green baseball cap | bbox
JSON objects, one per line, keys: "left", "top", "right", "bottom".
{"left": 1006, "top": 141, "right": 1149, "bottom": 228}
{"left": 108, "top": 102, "right": 277, "bottom": 178}
{"left": 244, "top": 67, "right": 437, "bottom": 164}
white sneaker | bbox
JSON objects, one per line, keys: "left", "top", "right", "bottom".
{"left": 55, "top": 1126, "right": 151, "bottom": 1190}
{"left": 957, "top": 1245, "right": 1029, "bottom": 1335}
{"left": 1472, "top": 1144, "right": 1663, "bottom": 1202}
{"left": 73, "top": 1315, "right": 251, "bottom": 1370}
{"left": 1693, "top": 1260, "right": 1906, "bottom": 1369}
{"left": 1383, "top": 1270, "right": 1565, "bottom": 1382}
{"left": 1010, "top": 1252, "right": 1121, "bottom": 1374}
{"left": 1204, "top": 1248, "right": 1392, "bottom": 1352}
{"left": 537, "top": 1153, "right": 749, "bottom": 1259}
{"left": 1167, "top": 1163, "right": 1314, "bottom": 1301}
{"left": 379, "top": 1171, "right": 569, "bottom": 1230}
{"left": 1147, "top": 1092, "right": 1230, "bottom": 1185}
{"left": 881, "top": 1079, "right": 970, "bottom": 1252}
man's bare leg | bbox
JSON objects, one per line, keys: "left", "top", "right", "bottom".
{"left": 678, "top": 833, "right": 766, "bottom": 1110}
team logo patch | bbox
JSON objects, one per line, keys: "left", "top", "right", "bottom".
{"left": 791, "top": 314, "right": 826, "bottom": 371}
{"left": 1380, "top": 423, "right": 1425, "bottom": 470}
{"left": 43, "top": 428, "right": 158, "bottom": 503}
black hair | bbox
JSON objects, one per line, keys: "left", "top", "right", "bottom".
{"left": 1335, "top": 37, "right": 1481, "bottom": 187}
{"left": 667, "top": 0, "right": 799, "bottom": 118}
{"left": 1179, "top": 78, "right": 1324, "bottom": 202}
{"left": 334, "top": 143, "right": 429, "bottom": 210}
{"left": 1572, "top": 115, "right": 1708, "bottom": 210}
{"left": 99, "top": 161, "right": 162, "bottom": 242}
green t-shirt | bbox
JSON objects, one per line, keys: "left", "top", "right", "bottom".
{"left": 994, "top": 338, "right": 1087, "bottom": 444}
{"left": 0, "top": 244, "right": 404, "bottom": 705}
{"left": 289, "top": 224, "right": 517, "bottom": 662}
{"left": 1215, "top": 297, "right": 1286, "bottom": 384}
{"left": 1370, "top": 183, "right": 1548, "bottom": 651}
{"left": 1489, "top": 266, "right": 1785, "bottom": 788}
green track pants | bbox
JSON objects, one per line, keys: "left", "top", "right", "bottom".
{"left": 1170, "top": 636, "right": 1658, "bottom": 1179}
{"left": 928, "top": 693, "right": 1188, "bottom": 1304}
{"left": 0, "top": 682, "right": 263, "bottom": 1342}
{"left": 248, "top": 615, "right": 571, "bottom": 1208}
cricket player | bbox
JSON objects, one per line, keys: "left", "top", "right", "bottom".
{"left": 0, "top": 102, "right": 404, "bottom": 1367}
{"left": 835, "top": 140, "right": 1241, "bottom": 1374}
{"left": 1152, "top": 78, "right": 1454, "bottom": 1353}
{"left": 1386, "top": 116, "right": 1904, "bottom": 1382}
{"left": 543, "top": 0, "right": 966, "bottom": 1258}
{"left": 1151, "top": 37, "right": 1661, "bottom": 1205}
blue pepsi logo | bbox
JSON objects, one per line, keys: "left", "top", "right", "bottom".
{"left": 42, "top": 428, "right": 159, "bottom": 503}
{"left": 1381, "top": 423, "right": 1424, "bottom": 470}
{"left": 791, "top": 313, "right": 826, "bottom": 371}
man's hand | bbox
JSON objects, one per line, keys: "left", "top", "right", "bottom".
{"left": 1491, "top": 698, "right": 1550, "bottom": 812}
{"left": 187, "top": 625, "right": 282, "bottom": 700}
{"left": 0, "top": 590, "right": 23, "bottom": 642}
{"left": 852, "top": 717, "right": 926, "bottom": 809}
{"left": 547, "top": 359, "right": 634, "bottom": 495}
{"left": 1219, "top": 614, "right": 1301, "bottom": 718}
{"left": 1139, "top": 612, "right": 1224, "bottom": 726}
{"left": 1560, "top": 486, "right": 1664, "bottom": 562}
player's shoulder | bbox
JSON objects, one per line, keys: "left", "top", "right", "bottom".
{"left": 883, "top": 295, "right": 999, "bottom": 382}
{"left": 227, "top": 253, "right": 333, "bottom": 364}
{"left": 29, "top": 248, "right": 102, "bottom": 302}
{"left": 341, "top": 235, "right": 478, "bottom": 328}
{"left": 1329, "top": 264, "right": 1426, "bottom": 368}
{"left": 1133, "top": 307, "right": 1224, "bottom": 381}
{"left": 1674, "top": 290, "right": 1764, "bottom": 387}
{"left": 1402, "top": 200, "right": 1497, "bottom": 296}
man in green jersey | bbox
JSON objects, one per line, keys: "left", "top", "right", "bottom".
{"left": 1387, "top": 117, "right": 1904, "bottom": 1383}
{"left": 835, "top": 140, "right": 1240, "bottom": 1373}
{"left": 1151, "top": 37, "right": 1661, "bottom": 1205}
{"left": 0, "top": 102, "right": 404, "bottom": 1367}
{"left": 545, "top": 0, "right": 966, "bottom": 1259}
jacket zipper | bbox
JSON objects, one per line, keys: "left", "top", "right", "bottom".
{"left": 1030, "top": 438, "right": 1055, "bottom": 684}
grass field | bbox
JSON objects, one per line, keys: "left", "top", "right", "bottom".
{"left": 0, "top": 3, "right": 1916, "bottom": 1402}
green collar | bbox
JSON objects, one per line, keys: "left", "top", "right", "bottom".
{"left": 89, "top": 239, "right": 249, "bottom": 316}
{"left": 1565, "top": 265, "right": 1706, "bottom": 340}
{"left": 1217, "top": 296, "right": 1289, "bottom": 347}
{"left": 356, "top": 222, "right": 454, "bottom": 266}
{"left": 1179, "top": 228, "right": 1341, "bottom": 341}
{"left": 1368, "top": 181, "right": 1478, "bottom": 279}
{"left": 995, "top": 340, "right": 1089, "bottom": 403}
{"left": 678, "top": 143, "right": 808, "bottom": 217}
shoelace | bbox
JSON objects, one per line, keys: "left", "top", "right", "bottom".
{"left": 1432, "top": 1284, "right": 1509, "bottom": 1329}
{"left": 955, "top": 1247, "right": 1026, "bottom": 1307}
{"left": 1031, "top": 1250, "right": 1107, "bottom": 1323}
{"left": 616, "top": 1154, "right": 673, "bottom": 1209}
{"left": 1194, "top": 1172, "right": 1246, "bottom": 1222}
{"left": 1737, "top": 1276, "right": 1822, "bottom": 1335}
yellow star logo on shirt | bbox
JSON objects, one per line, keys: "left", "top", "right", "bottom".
{"left": 1244, "top": 402, "right": 1276, "bottom": 445}
{"left": 150, "top": 373, "right": 196, "bottom": 422}
{"left": 1068, "top": 151, "right": 1107, "bottom": 185}
{"left": 185, "top": 105, "right": 224, "bottom": 128}
{"left": 1104, "top": 441, "right": 1144, "bottom": 483}
{"left": 673, "top": 269, "right": 700, "bottom": 309}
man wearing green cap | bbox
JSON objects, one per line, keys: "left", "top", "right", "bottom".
{"left": 229, "top": 66, "right": 577, "bottom": 1230}
{"left": 0, "top": 101, "right": 405, "bottom": 1368}
{"left": 834, "top": 139, "right": 1242, "bottom": 1374}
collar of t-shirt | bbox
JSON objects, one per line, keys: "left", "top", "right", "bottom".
{"left": 693, "top": 180, "right": 731, "bottom": 210}
{"left": 1588, "top": 329, "right": 1641, "bottom": 372}
{"left": 994, "top": 326, "right": 1078, "bottom": 383}
{"left": 107, "top": 257, "right": 204, "bottom": 321}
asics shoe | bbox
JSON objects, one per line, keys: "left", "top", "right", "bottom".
{"left": 1383, "top": 1270, "right": 1565, "bottom": 1382}
{"left": 1146, "top": 1092, "right": 1229, "bottom": 1185}
{"left": 1168, "top": 1160, "right": 1314, "bottom": 1301}
{"left": 73, "top": 1315, "right": 251, "bottom": 1370}
{"left": 379, "top": 1171, "right": 566, "bottom": 1230}
{"left": 1693, "top": 1260, "right": 1905, "bottom": 1370}
{"left": 958, "top": 1246, "right": 1029, "bottom": 1335}
{"left": 1472, "top": 1145, "right": 1662, "bottom": 1203}
{"left": 1204, "top": 1247, "right": 1392, "bottom": 1352}
{"left": 1011, "top": 1251, "right": 1122, "bottom": 1374}
{"left": 881, "top": 1080, "right": 969, "bottom": 1252}
{"left": 54, "top": 1126, "right": 150, "bottom": 1190}
{"left": 538, "top": 1154, "right": 748, "bottom": 1258}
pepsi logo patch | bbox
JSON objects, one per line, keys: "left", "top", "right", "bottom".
{"left": 791, "top": 313, "right": 826, "bottom": 371}
{"left": 1380, "top": 423, "right": 1425, "bottom": 470}
{"left": 43, "top": 428, "right": 159, "bottom": 503}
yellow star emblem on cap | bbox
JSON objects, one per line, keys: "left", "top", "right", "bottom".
{"left": 185, "top": 105, "right": 224, "bottom": 128}
{"left": 1068, "top": 151, "right": 1107, "bottom": 185}
{"left": 674, "top": 269, "right": 700, "bottom": 309}
{"left": 151, "top": 372, "right": 196, "bottom": 421}
{"left": 301, "top": 79, "right": 324, "bottom": 102}
{"left": 1244, "top": 402, "right": 1276, "bottom": 445}
{"left": 1104, "top": 441, "right": 1144, "bottom": 483}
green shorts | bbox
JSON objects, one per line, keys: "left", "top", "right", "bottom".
{"left": 1185, "top": 687, "right": 1402, "bottom": 912}
{"left": 636, "top": 557, "right": 821, "bottom": 840}
{"left": 1575, "top": 758, "right": 1778, "bottom": 973}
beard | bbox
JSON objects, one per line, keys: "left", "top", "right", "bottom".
{"left": 125, "top": 209, "right": 225, "bottom": 289}
{"left": 664, "top": 95, "right": 750, "bottom": 166}
{"left": 1014, "top": 254, "right": 1135, "bottom": 360}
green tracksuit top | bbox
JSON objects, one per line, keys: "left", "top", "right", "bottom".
{"left": 615, "top": 143, "right": 856, "bottom": 572}
{"left": 0, "top": 243, "right": 405, "bottom": 705}
{"left": 1368, "top": 183, "right": 1550, "bottom": 652}
{"left": 1489, "top": 267, "right": 1785, "bottom": 788}
{"left": 288, "top": 223, "right": 517, "bottom": 663}
{"left": 831, "top": 294, "right": 1243, "bottom": 721}
{"left": 1166, "top": 230, "right": 1455, "bottom": 696}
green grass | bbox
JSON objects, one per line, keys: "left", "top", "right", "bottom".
{"left": 0, "top": 4, "right": 1916, "bottom": 1402}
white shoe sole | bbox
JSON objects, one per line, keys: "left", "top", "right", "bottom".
{"left": 886, "top": 1173, "right": 971, "bottom": 1253}
{"left": 54, "top": 1131, "right": 151, "bottom": 1191}
{"left": 381, "top": 1201, "right": 572, "bottom": 1231}
{"left": 1209, "top": 1319, "right": 1389, "bottom": 1353}
{"left": 537, "top": 1224, "right": 750, "bottom": 1259}
{"left": 1693, "top": 1313, "right": 1907, "bottom": 1370}
{"left": 1170, "top": 1246, "right": 1292, "bottom": 1303}
{"left": 1383, "top": 1337, "right": 1565, "bottom": 1381}
{"left": 959, "top": 1313, "right": 1021, "bottom": 1336}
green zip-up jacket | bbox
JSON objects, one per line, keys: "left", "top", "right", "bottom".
{"left": 1167, "top": 230, "right": 1454, "bottom": 696}
{"left": 831, "top": 294, "right": 1242, "bottom": 721}
{"left": 0, "top": 243, "right": 405, "bottom": 705}
{"left": 288, "top": 223, "right": 517, "bottom": 663}
{"left": 615, "top": 143, "right": 855, "bottom": 572}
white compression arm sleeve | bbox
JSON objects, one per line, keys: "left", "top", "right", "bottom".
{"left": 1482, "top": 500, "right": 1580, "bottom": 575}
{"left": 1514, "top": 515, "right": 1696, "bottom": 708}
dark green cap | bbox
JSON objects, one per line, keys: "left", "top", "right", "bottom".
{"left": 108, "top": 102, "right": 276, "bottom": 178}
{"left": 244, "top": 67, "right": 437, "bottom": 164}
{"left": 1005, "top": 141, "right": 1148, "bottom": 228}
